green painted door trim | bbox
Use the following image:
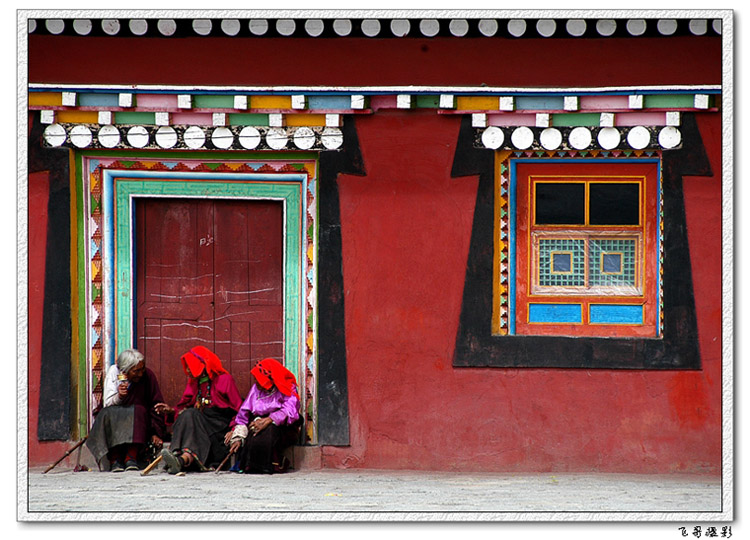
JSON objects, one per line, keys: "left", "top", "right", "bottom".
{"left": 112, "top": 175, "right": 304, "bottom": 380}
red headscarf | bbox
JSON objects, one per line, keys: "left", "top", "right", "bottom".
{"left": 181, "top": 346, "right": 228, "bottom": 379}
{"left": 251, "top": 358, "right": 299, "bottom": 398}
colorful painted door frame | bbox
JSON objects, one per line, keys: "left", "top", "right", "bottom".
{"left": 75, "top": 152, "right": 320, "bottom": 443}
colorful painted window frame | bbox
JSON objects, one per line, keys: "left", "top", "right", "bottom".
{"left": 75, "top": 153, "right": 319, "bottom": 443}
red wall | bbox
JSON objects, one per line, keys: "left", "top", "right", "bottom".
{"left": 320, "top": 110, "right": 722, "bottom": 473}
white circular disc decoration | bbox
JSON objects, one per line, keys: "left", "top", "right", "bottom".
{"left": 333, "top": 19, "right": 352, "bottom": 36}
{"left": 569, "top": 127, "right": 592, "bottom": 150}
{"left": 626, "top": 19, "right": 647, "bottom": 36}
{"left": 239, "top": 126, "right": 262, "bottom": 149}
{"left": 596, "top": 20, "right": 617, "bottom": 36}
{"left": 321, "top": 127, "right": 343, "bottom": 150}
{"left": 305, "top": 19, "right": 324, "bottom": 37}
{"left": 221, "top": 19, "right": 241, "bottom": 36}
{"left": 536, "top": 20, "right": 556, "bottom": 37}
{"left": 449, "top": 19, "right": 469, "bottom": 37}
{"left": 362, "top": 20, "right": 381, "bottom": 37}
{"left": 158, "top": 20, "right": 177, "bottom": 36}
{"left": 657, "top": 19, "right": 678, "bottom": 36}
{"left": 102, "top": 19, "right": 121, "bottom": 35}
{"left": 540, "top": 128, "right": 563, "bottom": 150}
{"left": 689, "top": 20, "right": 707, "bottom": 35}
{"left": 659, "top": 127, "right": 682, "bottom": 149}
{"left": 211, "top": 127, "right": 234, "bottom": 149}
{"left": 597, "top": 127, "right": 621, "bottom": 150}
{"left": 249, "top": 19, "right": 269, "bottom": 36}
{"left": 129, "top": 19, "right": 148, "bottom": 36}
{"left": 566, "top": 20, "right": 586, "bottom": 37}
{"left": 293, "top": 127, "right": 316, "bottom": 150}
{"left": 478, "top": 19, "right": 498, "bottom": 37}
{"left": 266, "top": 128, "right": 288, "bottom": 150}
{"left": 511, "top": 127, "right": 534, "bottom": 150}
{"left": 98, "top": 125, "right": 121, "bottom": 148}
{"left": 46, "top": 20, "right": 65, "bottom": 34}
{"left": 184, "top": 126, "right": 206, "bottom": 149}
{"left": 627, "top": 126, "right": 651, "bottom": 150}
{"left": 391, "top": 20, "right": 410, "bottom": 37}
{"left": 481, "top": 127, "right": 505, "bottom": 149}
{"left": 43, "top": 124, "right": 67, "bottom": 147}
{"left": 155, "top": 126, "right": 177, "bottom": 149}
{"left": 712, "top": 19, "right": 722, "bottom": 35}
{"left": 420, "top": 19, "right": 440, "bottom": 37}
{"left": 29, "top": 20, "right": 37, "bottom": 33}
{"left": 73, "top": 20, "right": 92, "bottom": 35}
{"left": 277, "top": 19, "right": 296, "bottom": 36}
{"left": 508, "top": 19, "right": 527, "bottom": 37}
{"left": 193, "top": 19, "right": 212, "bottom": 36}
{"left": 126, "top": 126, "right": 149, "bottom": 148}
{"left": 70, "top": 126, "right": 93, "bottom": 148}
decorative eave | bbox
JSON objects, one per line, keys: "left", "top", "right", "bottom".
{"left": 29, "top": 84, "right": 721, "bottom": 152}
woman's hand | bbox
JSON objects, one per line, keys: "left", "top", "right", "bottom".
{"left": 117, "top": 382, "right": 129, "bottom": 398}
{"left": 229, "top": 440, "right": 242, "bottom": 454}
{"left": 151, "top": 435, "right": 163, "bottom": 448}
{"left": 249, "top": 417, "right": 273, "bottom": 436}
{"left": 153, "top": 403, "right": 173, "bottom": 415}
{"left": 223, "top": 431, "right": 233, "bottom": 446}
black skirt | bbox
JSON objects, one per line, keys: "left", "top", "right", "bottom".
{"left": 170, "top": 407, "right": 235, "bottom": 468}
{"left": 235, "top": 418, "right": 300, "bottom": 474}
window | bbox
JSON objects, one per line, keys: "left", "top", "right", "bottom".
{"left": 509, "top": 161, "right": 661, "bottom": 338}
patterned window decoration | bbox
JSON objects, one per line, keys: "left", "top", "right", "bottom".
{"left": 498, "top": 158, "right": 662, "bottom": 338}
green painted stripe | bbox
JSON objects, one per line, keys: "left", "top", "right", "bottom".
{"left": 551, "top": 113, "right": 601, "bottom": 127}
{"left": 74, "top": 153, "right": 88, "bottom": 436}
{"left": 194, "top": 95, "right": 236, "bottom": 108}
{"left": 227, "top": 113, "right": 270, "bottom": 126}
{"left": 415, "top": 95, "right": 441, "bottom": 108}
{"left": 643, "top": 94, "right": 696, "bottom": 109}
{"left": 114, "top": 111, "right": 156, "bottom": 124}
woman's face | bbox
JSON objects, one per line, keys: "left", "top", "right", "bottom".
{"left": 127, "top": 361, "right": 145, "bottom": 382}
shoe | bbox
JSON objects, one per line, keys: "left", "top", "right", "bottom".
{"left": 124, "top": 460, "right": 139, "bottom": 471}
{"left": 160, "top": 448, "right": 183, "bottom": 475}
{"left": 111, "top": 461, "right": 125, "bottom": 473}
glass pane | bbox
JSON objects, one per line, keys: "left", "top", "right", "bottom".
{"left": 535, "top": 183, "right": 585, "bottom": 225}
{"left": 589, "top": 183, "right": 640, "bottom": 225}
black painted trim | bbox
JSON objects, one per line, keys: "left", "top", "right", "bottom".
{"left": 29, "top": 114, "right": 73, "bottom": 439}
{"left": 316, "top": 116, "right": 364, "bottom": 445}
{"left": 452, "top": 114, "right": 708, "bottom": 369}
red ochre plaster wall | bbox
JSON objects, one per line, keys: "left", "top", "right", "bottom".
{"left": 320, "top": 110, "right": 722, "bottom": 474}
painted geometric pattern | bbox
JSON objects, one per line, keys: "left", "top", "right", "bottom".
{"left": 538, "top": 239, "right": 586, "bottom": 287}
{"left": 588, "top": 238, "right": 637, "bottom": 287}
{"left": 84, "top": 156, "right": 318, "bottom": 442}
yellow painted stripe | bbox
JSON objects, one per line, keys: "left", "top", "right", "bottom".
{"left": 29, "top": 92, "right": 62, "bottom": 106}
{"left": 456, "top": 96, "right": 499, "bottom": 111}
{"left": 57, "top": 110, "right": 100, "bottom": 123}
{"left": 251, "top": 96, "right": 292, "bottom": 109}
{"left": 286, "top": 114, "right": 326, "bottom": 127}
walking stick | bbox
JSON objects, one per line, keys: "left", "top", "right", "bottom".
{"left": 140, "top": 454, "right": 163, "bottom": 476}
{"left": 215, "top": 447, "right": 236, "bottom": 474}
{"left": 43, "top": 437, "right": 88, "bottom": 474}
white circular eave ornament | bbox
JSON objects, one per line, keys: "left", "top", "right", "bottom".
{"left": 362, "top": 20, "right": 381, "bottom": 37}
{"left": 73, "top": 20, "right": 92, "bottom": 35}
{"left": 481, "top": 127, "right": 504, "bottom": 149}
{"left": 293, "top": 127, "right": 316, "bottom": 150}
{"left": 449, "top": 19, "right": 469, "bottom": 37}
{"left": 70, "top": 126, "right": 93, "bottom": 148}
{"left": 277, "top": 20, "right": 296, "bottom": 36}
{"left": 321, "top": 127, "right": 343, "bottom": 150}
{"left": 266, "top": 128, "right": 288, "bottom": 150}
{"left": 478, "top": 19, "right": 498, "bottom": 37}
{"left": 221, "top": 20, "right": 241, "bottom": 36}
{"left": 658, "top": 20, "right": 678, "bottom": 36}
{"left": 569, "top": 127, "right": 592, "bottom": 150}
{"left": 333, "top": 19, "right": 352, "bottom": 36}
{"left": 43, "top": 124, "right": 66, "bottom": 147}
{"left": 508, "top": 19, "right": 526, "bottom": 37}
{"left": 102, "top": 19, "right": 121, "bottom": 35}
{"left": 305, "top": 19, "right": 324, "bottom": 37}
{"left": 184, "top": 126, "right": 206, "bottom": 149}
{"left": 129, "top": 19, "right": 148, "bottom": 36}
{"left": 239, "top": 126, "right": 261, "bottom": 149}
{"left": 598, "top": 127, "right": 621, "bottom": 150}
{"left": 98, "top": 125, "right": 121, "bottom": 148}
{"left": 627, "top": 19, "right": 647, "bottom": 36}
{"left": 596, "top": 20, "right": 617, "bottom": 37}
{"left": 627, "top": 126, "right": 651, "bottom": 150}
{"left": 659, "top": 127, "right": 682, "bottom": 149}
{"left": 212, "top": 127, "right": 234, "bottom": 149}
{"left": 46, "top": 20, "right": 65, "bottom": 34}
{"left": 537, "top": 20, "right": 556, "bottom": 37}
{"left": 249, "top": 20, "right": 269, "bottom": 36}
{"left": 126, "top": 126, "right": 149, "bottom": 148}
{"left": 540, "top": 128, "right": 563, "bottom": 150}
{"left": 420, "top": 20, "right": 440, "bottom": 37}
{"left": 157, "top": 20, "right": 177, "bottom": 36}
{"left": 566, "top": 20, "right": 586, "bottom": 37}
{"left": 155, "top": 126, "right": 177, "bottom": 149}
{"left": 511, "top": 127, "right": 534, "bottom": 150}
{"left": 391, "top": 20, "right": 410, "bottom": 37}
{"left": 193, "top": 19, "right": 212, "bottom": 36}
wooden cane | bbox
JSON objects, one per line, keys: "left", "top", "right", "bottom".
{"left": 214, "top": 448, "right": 236, "bottom": 474}
{"left": 140, "top": 454, "right": 163, "bottom": 476}
{"left": 43, "top": 438, "right": 88, "bottom": 474}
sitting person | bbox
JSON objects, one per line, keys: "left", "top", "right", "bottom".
{"left": 86, "top": 349, "right": 166, "bottom": 472}
{"left": 228, "top": 358, "right": 302, "bottom": 474}
{"left": 154, "top": 346, "right": 243, "bottom": 474}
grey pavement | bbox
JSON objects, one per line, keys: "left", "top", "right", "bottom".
{"left": 21, "top": 465, "right": 723, "bottom": 520}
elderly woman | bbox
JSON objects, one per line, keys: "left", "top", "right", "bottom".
{"left": 154, "top": 346, "right": 243, "bottom": 474}
{"left": 86, "top": 349, "right": 167, "bottom": 472}
{"left": 228, "top": 358, "right": 302, "bottom": 474}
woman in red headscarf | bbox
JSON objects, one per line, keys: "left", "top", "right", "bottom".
{"left": 226, "top": 358, "right": 302, "bottom": 474}
{"left": 153, "top": 346, "right": 243, "bottom": 474}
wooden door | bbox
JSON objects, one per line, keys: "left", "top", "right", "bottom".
{"left": 135, "top": 198, "right": 284, "bottom": 406}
